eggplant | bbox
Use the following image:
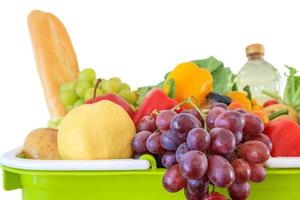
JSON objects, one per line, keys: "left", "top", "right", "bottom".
{"left": 207, "top": 92, "right": 232, "bottom": 105}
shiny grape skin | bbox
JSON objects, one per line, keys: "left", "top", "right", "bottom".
{"left": 187, "top": 128, "right": 211, "bottom": 152}
{"left": 243, "top": 113, "right": 264, "bottom": 135}
{"left": 214, "top": 111, "right": 245, "bottom": 133}
{"left": 160, "top": 130, "right": 181, "bottom": 151}
{"left": 146, "top": 131, "right": 165, "bottom": 154}
{"left": 132, "top": 131, "right": 152, "bottom": 153}
{"left": 207, "top": 155, "right": 235, "bottom": 188}
{"left": 203, "top": 192, "right": 227, "bottom": 200}
{"left": 245, "top": 133, "right": 272, "bottom": 151}
{"left": 231, "top": 159, "right": 251, "bottom": 183}
{"left": 163, "top": 164, "right": 187, "bottom": 192}
{"left": 136, "top": 116, "right": 156, "bottom": 132}
{"left": 210, "top": 128, "right": 236, "bottom": 154}
{"left": 238, "top": 141, "right": 270, "bottom": 164}
{"left": 184, "top": 186, "right": 207, "bottom": 200}
{"left": 181, "top": 109, "right": 204, "bottom": 125}
{"left": 211, "top": 102, "right": 228, "bottom": 110}
{"left": 206, "top": 107, "right": 226, "bottom": 129}
{"left": 179, "top": 150, "right": 208, "bottom": 180}
{"left": 162, "top": 151, "right": 177, "bottom": 169}
{"left": 156, "top": 110, "right": 177, "bottom": 130}
{"left": 170, "top": 113, "right": 202, "bottom": 136}
{"left": 187, "top": 175, "right": 208, "bottom": 194}
{"left": 228, "top": 182, "right": 250, "bottom": 200}
{"left": 249, "top": 163, "right": 266, "bottom": 183}
{"left": 176, "top": 143, "right": 190, "bottom": 162}
{"left": 234, "top": 131, "right": 244, "bottom": 144}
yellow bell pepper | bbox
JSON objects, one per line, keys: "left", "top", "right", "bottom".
{"left": 164, "top": 62, "right": 213, "bottom": 106}
{"left": 227, "top": 91, "right": 252, "bottom": 111}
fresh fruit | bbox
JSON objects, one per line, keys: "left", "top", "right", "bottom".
{"left": 146, "top": 131, "right": 165, "bottom": 154}
{"left": 228, "top": 182, "right": 250, "bottom": 200}
{"left": 263, "top": 99, "right": 279, "bottom": 108}
{"left": 179, "top": 150, "right": 208, "bottom": 180}
{"left": 119, "top": 89, "right": 136, "bottom": 104}
{"left": 156, "top": 110, "right": 177, "bottom": 130}
{"left": 231, "top": 159, "right": 251, "bottom": 183}
{"left": 206, "top": 107, "right": 226, "bottom": 129}
{"left": 78, "top": 68, "right": 96, "bottom": 83}
{"left": 60, "top": 90, "right": 78, "bottom": 106}
{"left": 131, "top": 131, "right": 152, "bottom": 153}
{"left": 214, "top": 111, "right": 245, "bottom": 133}
{"left": 170, "top": 113, "right": 202, "bottom": 136}
{"left": 58, "top": 100, "right": 135, "bottom": 159}
{"left": 249, "top": 163, "right": 266, "bottom": 183}
{"left": 238, "top": 141, "right": 270, "bottom": 164}
{"left": 73, "top": 99, "right": 84, "bottom": 108}
{"left": 132, "top": 97, "right": 270, "bottom": 199}
{"left": 24, "top": 128, "right": 60, "bottom": 159}
{"left": 86, "top": 93, "right": 134, "bottom": 118}
{"left": 160, "top": 130, "right": 181, "bottom": 151}
{"left": 136, "top": 116, "right": 156, "bottom": 132}
{"left": 186, "top": 128, "right": 210, "bottom": 152}
{"left": 75, "top": 81, "right": 91, "bottom": 98}
{"left": 243, "top": 113, "right": 264, "bottom": 135}
{"left": 203, "top": 192, "right": 227, "bottom": 200}
{"left": 162, "top": 151, "right": 177, "bottom": 168}
{"left": 163, "top": 164, "right": 187, "bottom": 193}
{"left": 84, "top": 88, "right": 103, "bottom": 101}
{"left": 210, "top": 127, "right": 236, "bottom": 154}
{"left": 207, "top": 155, "right": 235, "bottom": 188}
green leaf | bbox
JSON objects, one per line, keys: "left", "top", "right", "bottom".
{"left": 243, "top": 85, "right": 252, "bottom": 100}
{"left": 193, "top": 56, "right": 237, "bottom": 95}
{"left": 166, "top": 79, "right": 176, "bottom": 98}
{"left": 193, "top": 56, "right": 223, "bottom": 73}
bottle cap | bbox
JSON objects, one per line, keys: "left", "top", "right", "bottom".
{"left": 246, "top": 43, "right": 264, "bottom": 58}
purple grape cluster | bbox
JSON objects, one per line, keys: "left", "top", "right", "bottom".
{"left": 132, "top": 104, "right": 272, "bottom": 200}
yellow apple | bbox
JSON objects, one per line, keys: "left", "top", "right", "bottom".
{"left": 58, "top": 100, "right": 136, "bottom": 159}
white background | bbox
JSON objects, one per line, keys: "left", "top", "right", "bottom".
{"left": 0, "top": 0, "right": 300, "bottom": 199}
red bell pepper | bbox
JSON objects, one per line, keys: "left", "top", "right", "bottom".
{"left": 85, "top": 93, "right": 134, "bottom": 118}
{"left": 264, "top": 119, "right": 300, "bottom": 157}
{"left": 133, "top": 88, "right": 179, "bottom": 124}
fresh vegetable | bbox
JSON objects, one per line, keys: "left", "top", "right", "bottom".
{"left": 263, "top": 99, "right": 279, "bottom": 108}
{"left": 264, "top": 119, "right": 300, "bottom": 156}
{"left": 263, "top": 66, "right": 300, "bottom": 123}
{"left": 58, "top": 100, "right": 136, "bottom": 159}
{"left": 23, "top": 128, "right": 60, "bottom": 159}
{"left": 164, "top": 62, "right": 213, "bottom": 105}
{"left": 86, "top": 93, "right": 134, "bottom": 118}
{"left": 133, "top": 88, "right": 179, "bottom": 124}
{"left": 193, "top": 56, "right": 237, "bottom": 95}
{"left": 226, "top": 91, "right": 252, "bottom": 111}
{"left": 251, "top": 111, "right": 270, "bottom": 126}
{"left": 206, "top": 92, "right": 232, "bottom": 105}
{"left": 263, "top": 104, "right": 298, "bottom": 123}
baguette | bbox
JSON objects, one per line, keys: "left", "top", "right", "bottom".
{"left": 28, "top": 10, "right": 79, "bottom": 118}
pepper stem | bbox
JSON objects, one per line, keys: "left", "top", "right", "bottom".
{"left": 268, "top": 109, "right": 289, "bottom": 120}
{"left": 93, "top": 79, "right": 102, "bottom": 103}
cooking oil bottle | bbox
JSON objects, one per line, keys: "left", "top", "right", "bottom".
{"left": 237, "top": 43, "right": 280, "bottom": 104}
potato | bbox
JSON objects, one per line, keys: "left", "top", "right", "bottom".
{"left": 23, "top": 128, "right": 60, "bottom": 159}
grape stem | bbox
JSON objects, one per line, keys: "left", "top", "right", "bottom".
{"left": 171, "top": 97, "right": 208, "bottom": 130}
{"left": 93, "top": 79, "right": 102, "bottom": 103}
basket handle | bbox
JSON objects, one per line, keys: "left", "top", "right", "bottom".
{"left": 139, "top": 154, "right": 157, "bottom": 170}
{"left": 2, "top": 167, "right": 21, "bottom": 191}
